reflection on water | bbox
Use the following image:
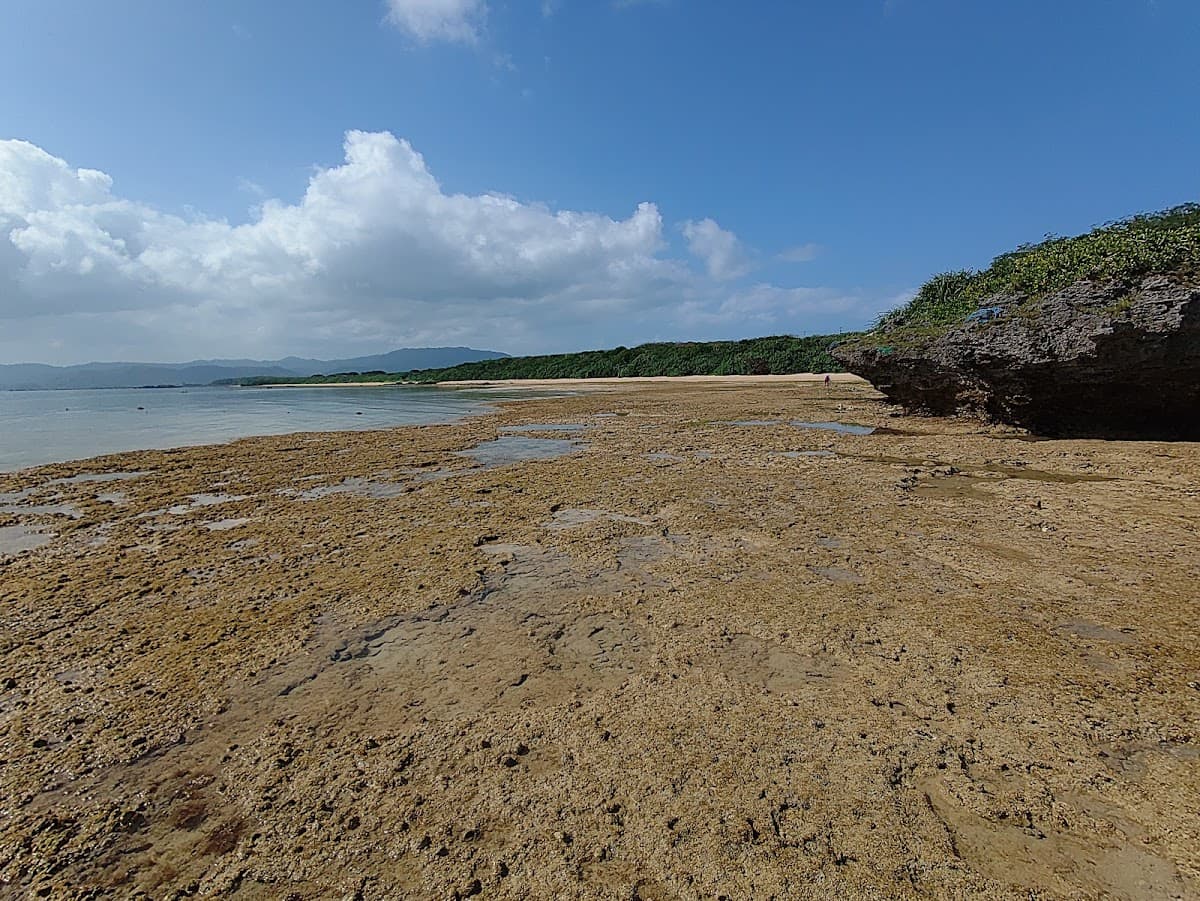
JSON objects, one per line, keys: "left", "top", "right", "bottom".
{"left": 204, "top": 518, "right": 252, "bottom": 532}
{"left": 0, "top": 386, "right": 538, "bottom": 472}
{"left": 166, "top": 493, "right": 249, "bottom": 515}
{"left": 0, "top": 524, "right": 55, "bottom": 556}
{"left": 457, "top": 436, "right": 583, "bottom": 467}
{"left": 0, "top": 500, "right": 81, "bottom": 519}
{"left": 791, "top": 420, "right": 875, "bottom": 436}
{"left": 288, "top": 478, "right": 408, "bottom": 500}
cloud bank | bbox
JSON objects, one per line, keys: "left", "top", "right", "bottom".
{"left": 0, "top": 131, "right": 877, "bottom": 364}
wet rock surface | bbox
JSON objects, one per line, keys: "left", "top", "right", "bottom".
{"left": 0, "top": 382, "right": 1198, "bottom": 898}
{"left": 835, "top": 273, "right": 1200, "bottom": 439}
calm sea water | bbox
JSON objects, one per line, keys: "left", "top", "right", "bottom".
{"left": 0, "top": 385, "right": 518, "bottom": 472}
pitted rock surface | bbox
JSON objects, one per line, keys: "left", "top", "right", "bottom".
{"left": 835, "top": 273, "right": 1200, "bottom": 438}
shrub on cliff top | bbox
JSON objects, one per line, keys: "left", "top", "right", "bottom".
{"left": 880, "top": 203, "right": 1200, "bottom": 330}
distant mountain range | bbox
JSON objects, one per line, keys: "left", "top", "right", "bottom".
{"left": 0, "top": 347, "right": 509, "bottom": 390}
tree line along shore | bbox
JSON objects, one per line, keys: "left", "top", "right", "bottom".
{"left": 221, "top": 333, "right": 858, "bottom": 386}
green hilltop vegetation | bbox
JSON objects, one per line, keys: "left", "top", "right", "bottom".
{"left": 877, "top": 203, "right": 1200, "bottom": 333}
{"left": 230, "top": 333, "right": 857, "bottom": 386}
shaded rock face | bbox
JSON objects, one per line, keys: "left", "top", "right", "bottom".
{"left": 835, "top": 274, "right": 1200, "bottom": 439}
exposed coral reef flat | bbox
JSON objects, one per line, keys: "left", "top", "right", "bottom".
{"left": 1, "top": 381, "right": 1197, "bottom": 898}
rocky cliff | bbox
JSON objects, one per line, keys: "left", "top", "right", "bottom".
{"left": 835, "top": 273, "right": 1200, "bottom": 439}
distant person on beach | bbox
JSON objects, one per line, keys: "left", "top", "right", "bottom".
{"left": 824, "top": 374, "right": 831, "bottom": 388}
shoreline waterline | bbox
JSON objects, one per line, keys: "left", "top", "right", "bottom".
{"left": 0, "top": 383, "right": 563, "bottom": 474}
{"left": 0, "top": 374, "right": 855, "bottom": 473}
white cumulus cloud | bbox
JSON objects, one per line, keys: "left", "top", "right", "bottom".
{"left": 384, "top": 0, "right": 487, "bottom": 44}
{"left": 778, "top": 242, "right": 821, "bottom": 263}
{"left": 0, "top": 132, "right": 880, "bottom": 364}
{"left": 681, "top": 218, "right": 751, "bottom": 281}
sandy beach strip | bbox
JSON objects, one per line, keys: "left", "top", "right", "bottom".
{"left": 437, "top": 372, "right": 868, "bottom": 388}
{"left": 249, "top": 373, "right": 868, "bottom": 389}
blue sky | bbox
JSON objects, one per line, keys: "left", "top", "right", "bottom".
{"left": 1, "top": 0, "right": 1197, "bottom": 364}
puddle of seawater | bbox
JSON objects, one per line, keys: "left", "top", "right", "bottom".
{"left": 791, "top": 421, "right": 875, "bottom": 436}
{"left": 0, "top": 501, "right": 82, "bottom": 519}
{"left": 545, "top": 508, "right": 651, "bottom": 530}
{"left": 204, "top": 518, "right": 251, "bottom": 531}
{"left": 409, "top": 467, "right": 476, "bottom": 483}
{"left": 0, "top": 473, "right": 144, "bottom": 518}
{"left": 457, "top": 436, "right": 582, "bottom": 468}
{"left": 0, "top": 524, "right": 55, "bottom": 555}
{"left": 779, "top": 450, "right": 836, "bottom": 459}
{"left": 164, "top": 493, "right": 249, "bottom": 515}
{"left": 1057, "top": 619, "right": 1136, "bottom": 645}
{"left": 291, "top": 478, "right": 407, "bottom": 501}
{"left": 645, "top": 452, "right": 684, "bottom": 462}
